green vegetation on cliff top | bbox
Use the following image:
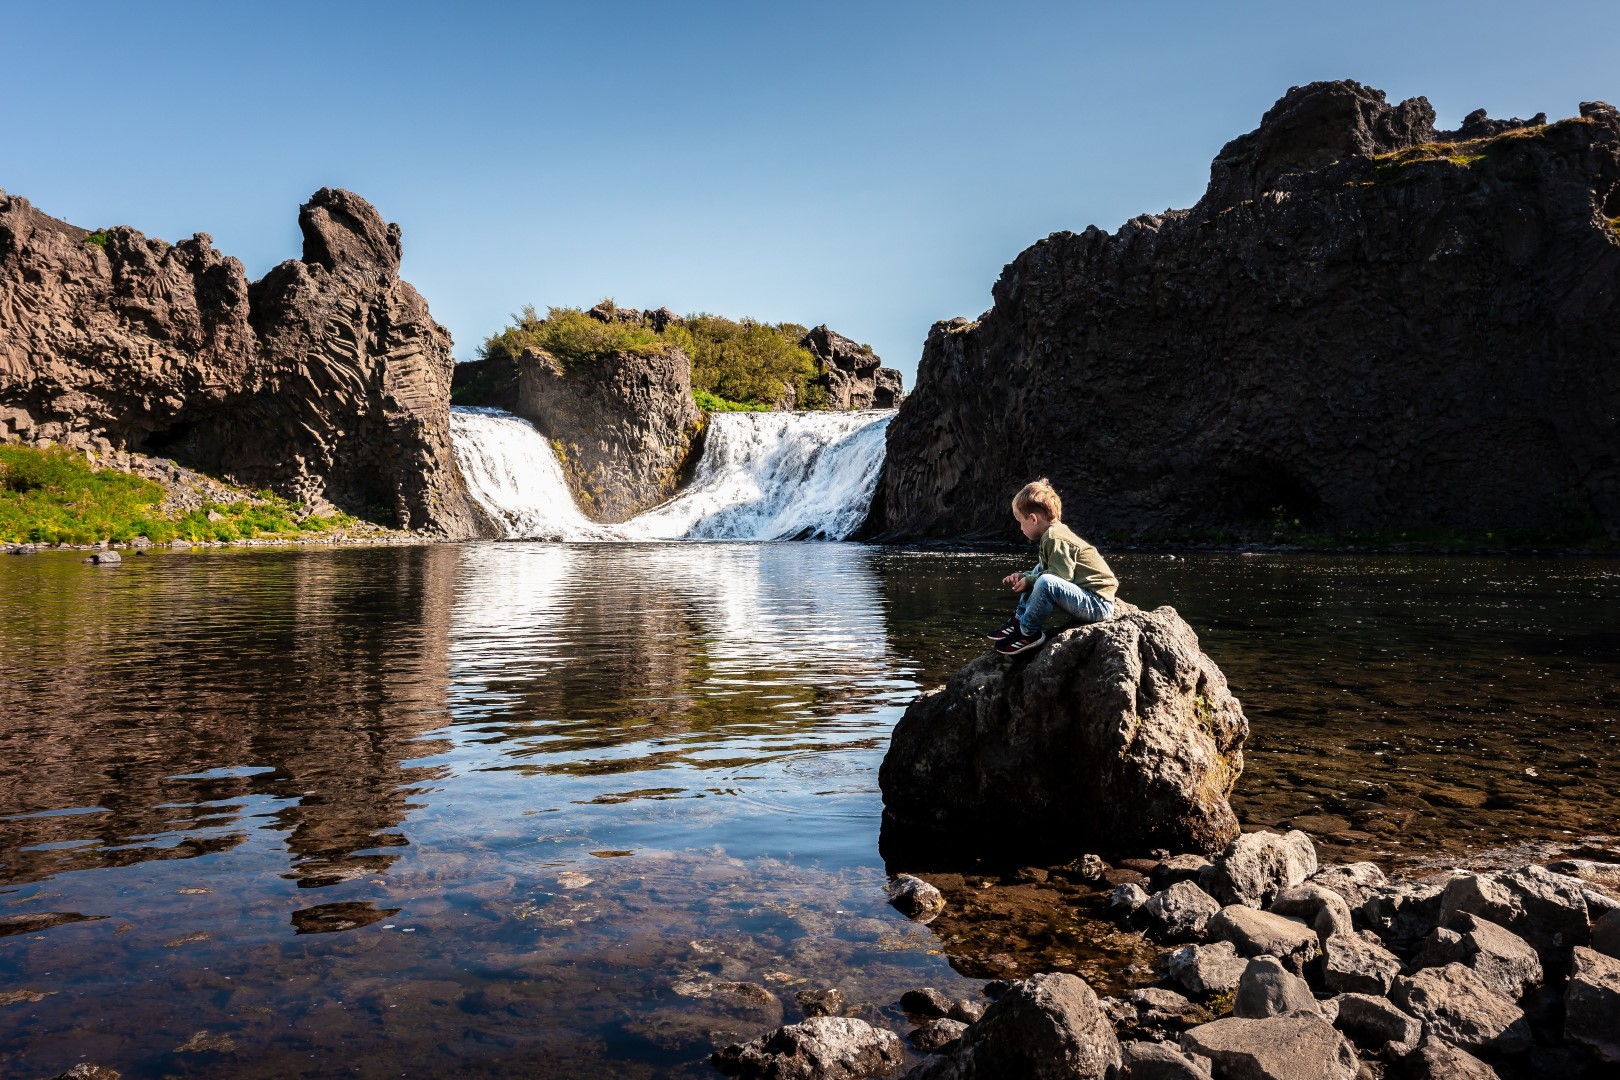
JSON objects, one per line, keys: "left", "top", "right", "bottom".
{"left": 1, "top": 443, "right": 354, "bottom": 545}
{"left": 479, "top": 303, "right": 829, "bottom": 409}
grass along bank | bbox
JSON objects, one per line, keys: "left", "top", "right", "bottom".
{"left": 0, "top": 443, "right": 361, "bottom": 546}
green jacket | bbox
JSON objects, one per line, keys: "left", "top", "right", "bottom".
{"left": 1023, "top": 522, "right": 1119, "bottom": 601}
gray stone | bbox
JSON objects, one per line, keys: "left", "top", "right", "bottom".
{"left": 711, "top": 1015, "right": 905, "bottom": 1079}
{"left": 1143, "top": 881, "right": 1222, "bottom": 941}
{"left": 1180, "top": 1014, "right": 1358, "bottom": 1080}
{"left": 1207, "top": 906, "right": 1321, "bottom": 974}
{"left": 1270, "top": 883, "right": 1355, "bottom": 943}
{"left": 1416, "top": 913, "right": 1542, "bottom": 1000}
{"left": 1329, "top": 993, "right": 1420, "bottom": 1055}
{"left": 889, "top": 875, "right": 946, "bottom": 922}
{"left": 1361, "top": 881, "right": 1444, "bottom": 953}
{"left": 1128, "top": 987, "right": 1211, "bottom": 1034}
{"left": 1200, "top": 830, "right": 1319, "bottom": 909}
{"left": 1390, "top": 963, "right": 1530, "bottom": 1054}
{"left": 1309, "top": 863, "right": 1389, "bottom": 909}
{"left": 1564, "top": 945, "right": 1620, "bottom": 1063}
{"left": 1583, "top": 888, "right": 1620, "bottom": 917}
{"left": 1391, "top": 1033, "right": 1501, "bottom": 1079}
{"left": 1590, "top": 907, "right": 1620, "bottom": 960}
{"left": 1438, "top": 865, "right": 1590, "bottom": 953}
{"left": 902, "top": 972, "right": 1121, "bottom": 1080}
{"left": 909, "top": 1018, "right": 967, "bottom": 1053}
{"left": 1322, "top": 932, "right": 1403, "bottom": 996}
{"left": 948, "top": 998, "right": 984, "bottom": 1024}
{"left": 1167, "top": 940, "right": 1250, "bottom": 997}
{"left": 48, "top": 1068, "right": 122, "bottom": 1080}
{"left": 1233, "top": 956, "right": 1319, "bottom": 1019}
{"left": 878, "top": 608, "right": 1247, "bottom": 863}
{"left": 901, "top": 988, "right": 954, "bottom": 1018}
{"left": 86, "top": 549, "right": 121, "bottom": 565}
{"left": 1151, "top": 855, "right": 1215, "bottom": 893}
{"left": 796, "top": 988, "right": 844, "bottom": 1018}
{"left": 1121, "top": 1040, "right": 1214, "bottom": 1079}
{"left": 1110, "top": 883, "right": 1151, "bottom": 919}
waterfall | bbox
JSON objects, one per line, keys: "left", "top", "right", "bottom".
{"left": 450, "top": 406, "right": 892, "bottom": 542}
{"left": 449, "top": 408, "right": 611, "bottom": 541}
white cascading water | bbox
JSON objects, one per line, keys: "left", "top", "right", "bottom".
{"left": 449, "top": 406, "right": 892, "bottom": 542}
{"left": 449, "top": 407, "right": 613, "bottom": 541}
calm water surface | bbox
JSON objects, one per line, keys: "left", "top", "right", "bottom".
{"left": 1, "top": 544, "right": 1617, "bottom": 1077}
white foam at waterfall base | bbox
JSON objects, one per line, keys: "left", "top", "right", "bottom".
{"left": 450, "top": 407, "right": 609, "bottom": 540}
{"left": 450, "top": 406, "right": 892, "bottom": 541}
{"left": 623, "top": 411, "right": 893, "bottom": 541}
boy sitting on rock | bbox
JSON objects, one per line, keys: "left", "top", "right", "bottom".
{"left": 987, "top": 478, "right": 1118, "bottom": 655}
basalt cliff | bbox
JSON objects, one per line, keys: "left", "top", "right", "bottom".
{"left": 874, "top": 81, "right": 1620, "bottom": 542}
{"left": 0, "top": 187, "right": 484, "bottom": 536}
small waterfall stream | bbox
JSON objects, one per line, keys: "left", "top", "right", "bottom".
{"left": 450, "top": 406, "right": 893, "bottom": 541}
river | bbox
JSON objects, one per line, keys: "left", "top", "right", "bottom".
{"left": 1, "top": 543, "right": 1616, "bottom": 1077}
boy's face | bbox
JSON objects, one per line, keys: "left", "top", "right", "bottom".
{"left": 1013, "top": 504, "right": 1050, "bottom": 541}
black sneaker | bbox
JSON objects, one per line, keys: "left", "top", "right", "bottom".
{"left": 994, "top": 628, "right": 1046, "bottom": 655}
{"left": 985, "top": 617, "right": 1021, "bottom": 642}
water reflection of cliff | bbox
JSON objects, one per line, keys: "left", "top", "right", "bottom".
{"left": 445, "top": 543, "right": 902, "bottom": 777}
{"left": 0, "top": 547, "right": 457, "bottom": 893}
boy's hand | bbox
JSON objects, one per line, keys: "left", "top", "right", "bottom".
{"left": 1002, "top": 572, "right": 1026, "bottom": 591}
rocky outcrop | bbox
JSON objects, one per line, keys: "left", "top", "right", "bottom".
{"left": 878, "top": 606, "right": 1246, "bottom": 863}
{"left": 874, "top": 81, "right": 1620, "bottom": 542}
{"left": 451, "top": 345, "right": 704, "bottom": 523}
{"left": 0, "top": 187, "right": 483, "bottom": 536}
{"left": 801, "top": 325, "right": 905, "bottom": 409}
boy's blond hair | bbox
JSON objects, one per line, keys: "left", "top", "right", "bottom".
{"left": 1013, "top": 478, "right": 1062, "bottom": 522}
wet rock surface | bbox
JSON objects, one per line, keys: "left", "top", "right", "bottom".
{"left": 451, "top": 343, "right": 704, "bottom": 523}
{"left": 879, "top": 607, "right": 1247, "bottom": 863}
{"left": 0, "top": 187, "right": 483, "bottom": 536}
{"left": 889, "top": 875, "right": 946, "bottom": 922}
{"left": 873, "top": 81, "right": 1620, "bottom": 543}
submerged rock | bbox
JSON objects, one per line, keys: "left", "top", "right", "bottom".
{"left": 879, "top": 607, "right": 1246, "bottom": 863}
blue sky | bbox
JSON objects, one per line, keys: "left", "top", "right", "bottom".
{"left": 6, "top": 1, "right": 1613, "bottom": 385}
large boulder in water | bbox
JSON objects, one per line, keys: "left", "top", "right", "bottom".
{"left": 879, "top": 606, "right": 1246, "bottom": 863}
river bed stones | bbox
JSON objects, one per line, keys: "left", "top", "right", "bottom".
{"left": 1565, "top": 946, "right": 1620, "bottom": 1063}
{"left": 1390, "top": 963, "right": 1530, "bottom": 1054}
{"left": 1141, "top": 881, "right": 1222, "bottom": 941}
{"left": 904, "top": 972, "right": 1121, "bottom": 1080}
{"left": 889, "top": 875, "right": 946, "bottom": 922}
{"left": 1180, "top": 1013, "right": 1358, "bottom": 1080}
{"left": 1233, "top": 955, "right": 1319, "bottom": 1019}
{"left": 1322, "top": 931, "right": 1404, "bottom": 996}
{"left": 1200, "top": 830, "right": 1319, "bottom": 909}
{"left": 1166, "top": 941, "right": 1249, "bottom": 997}
{"left": 1206, "top": 906, "right": 1321, "bottom": 974}
{"left": 1329, "top": 992, "right": 1420, "bottom": 1056}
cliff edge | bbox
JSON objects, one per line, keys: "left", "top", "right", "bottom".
{"left": 874, "top": 81, "right": 1620, "bottom": 542}
{"left": 0, "top": 188, "right": 485, "bottom": 537}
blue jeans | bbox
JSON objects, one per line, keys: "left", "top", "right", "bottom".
{"left": 1016, "top": 574, "right": 1114, "bottom": 634}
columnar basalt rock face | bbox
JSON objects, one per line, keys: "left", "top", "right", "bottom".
{"left": 0, "top": 187, "right": 484, "bottom": 536}
{"left": 878, "top": 606, "right": 1247, "bottom": 863}
{"left": 452, "top": 347, "right": 705, "bottom": 523}
{"left": 875, "top": 81, "right": 1620, "bottom": 541}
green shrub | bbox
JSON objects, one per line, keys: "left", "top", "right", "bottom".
{"left": 481, "top": 302, "right": 837, "bottom": 410}
{"left": 693, "top": 389, "right": 771, "bottom": 412}
{"left": 84, "top": 230, "right": 110, "bottom": 249}
{"left": 479, "top": 304, "right": 665, "bottom": 368}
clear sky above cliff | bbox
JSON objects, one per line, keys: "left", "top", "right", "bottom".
{"left": 6, "top": 0, "right": 1614, "bottom": 386}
